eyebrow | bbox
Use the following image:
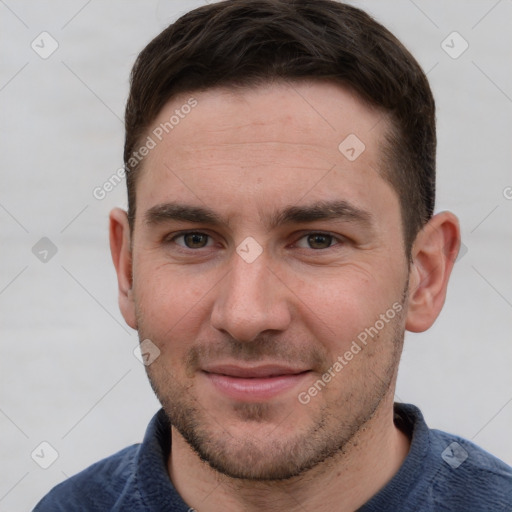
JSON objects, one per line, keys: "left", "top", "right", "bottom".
{"left": 143, "top": 200, "right": 373, "bottom": 231}
{"left": 268, "top": 200, "right": 373, "bottom": 230}
{"left": 144, "top": 203, "right": 224, "bottom": 227}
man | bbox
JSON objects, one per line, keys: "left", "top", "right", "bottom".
{"left": 34, "top": 0, "right": 512, "bottom": 510}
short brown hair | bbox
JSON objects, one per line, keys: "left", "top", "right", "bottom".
{"left": 124, "top": 0, "right": 436, "bottom": 254}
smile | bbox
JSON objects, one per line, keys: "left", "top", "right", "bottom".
{"left": 201, "top": 365, "right": 312, "bottom": 402}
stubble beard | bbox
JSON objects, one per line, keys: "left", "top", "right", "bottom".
{"left": 139, "top": 295, "right": 406, "bottom": 482}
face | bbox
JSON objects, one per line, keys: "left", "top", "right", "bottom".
{"left": 129, "top": 81, "right": 410, "bottom": 480}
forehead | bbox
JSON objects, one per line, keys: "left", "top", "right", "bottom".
{"left": 133, "top": 80, "right": 397, "bottom": 228}
{"left": 156, "top": 80, "right": 385, "bottom": 152}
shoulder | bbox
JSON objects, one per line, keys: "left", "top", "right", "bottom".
{"left": 391, "top": 403, "right": 512, "bottom": 511}
{"left": 428, "top": 428, "right": 512, "bottom": 510}
{"left": 33, "top": 444, "right": 142, "bottom": 511}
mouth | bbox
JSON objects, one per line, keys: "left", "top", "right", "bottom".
{"left": 201, "top": 364, "right": 312, "bottom": 401}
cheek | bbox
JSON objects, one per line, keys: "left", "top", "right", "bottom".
{"left": 133, "top": 262, "right": 213, "bottom": 348}
{"left": 289, "top": 265, "right": 399, "bottom": 353}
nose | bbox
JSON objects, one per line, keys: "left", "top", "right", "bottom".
{"left": 210, "top": 251, "right": 292, "bottom": 342}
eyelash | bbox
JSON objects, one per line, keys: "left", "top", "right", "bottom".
{"left": 166, "top": 231, "right": 345, "bottom": 251}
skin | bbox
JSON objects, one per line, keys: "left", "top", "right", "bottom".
{"left": 110, "top": 81, "right": 460, "bottom": 511}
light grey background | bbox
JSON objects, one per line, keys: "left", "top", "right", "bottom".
{"left": 1, "top": 0, "right": 511, "bottom": 510}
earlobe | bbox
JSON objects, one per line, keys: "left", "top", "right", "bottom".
{"left": 405, "top": 211, "right": 460, "bottom": 333}
{"left": 109, "top": 207, "right": 137, "bottom": 330}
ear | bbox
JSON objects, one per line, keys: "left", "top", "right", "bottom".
{"left": 109, "top": 207, "right": 137, "bottom": 330}
{"left": 406, "top": 211, "right": 460, "bottom": 333}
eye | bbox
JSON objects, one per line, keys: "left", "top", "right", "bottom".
{"left": 295, "top": 232, "right": 340, "bottom": 250}
{"left": 172, "top": 232, "right": 213, "bottom": 249}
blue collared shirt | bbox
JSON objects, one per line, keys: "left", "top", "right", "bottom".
{"left": 33, "top": 403, "right": 512, "bottom": 511}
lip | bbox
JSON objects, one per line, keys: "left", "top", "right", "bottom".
{"left": 202, "top": 364, "right": 311, "bottom": 401}
{"left": 202, "top": 364, "right": 309, "bottom": 378}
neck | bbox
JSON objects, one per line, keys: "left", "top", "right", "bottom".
{"left": 168, "top": 393, "right": 410, "bottom": 512}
